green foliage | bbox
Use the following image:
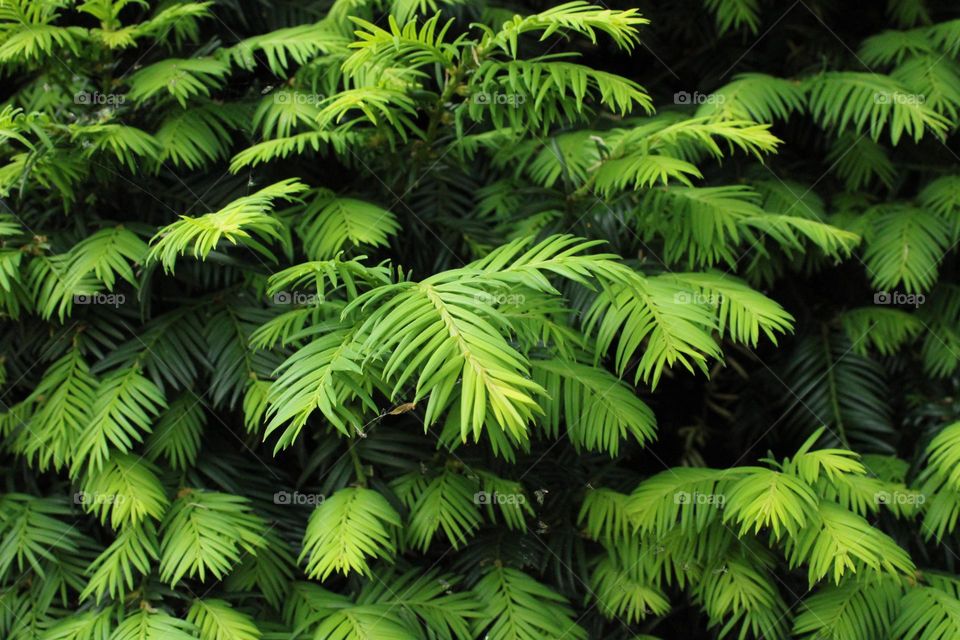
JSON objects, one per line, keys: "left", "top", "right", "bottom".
{"left": 472, "top": 566, "right": 587, "bottom": 639}
{"left": 807, "top": 72, "right": 951, "bottom": 144}
{"left": 2, "top": 1, "right": 960, "bottom": 639}
{"left": 299, "top": 487, "right": 401, "bottom": 579}
{"left": 187, "top": 599, "right": 261, "bottom": 640}
{"left": 792, "top": 575, "right": 902, "bottom": 640}
{"left": 147, "top": 179, "right": 307, "bottom": 272}
{"left": 296, "top": 190, "right": 400, "bottom": 260}
{"left": 158, "top": 490, "right": 265, "bottom": 586}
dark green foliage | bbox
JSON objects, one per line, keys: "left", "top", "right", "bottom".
{"left": 2, "top": 0, "right": 960, "bottom": 639}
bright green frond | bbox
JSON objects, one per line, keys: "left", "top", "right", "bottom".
{"left": 299, "top": 487, "right": 401, "bottom": 580}
{"left": 159, "top": 490, "right": 265, "bottom": 586}
{"left": 147, "top": 179, "right": 307, "bottom": 273}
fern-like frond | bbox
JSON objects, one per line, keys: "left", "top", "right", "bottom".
{"left": 127, "top": 57, "right": 230, "bottom": 107}
{"left": 296, "top": 190, "right": 399, "bottom": 259}
{"left": 722, "top": 467, "right": 818, "bottom": 539}
{"left": 471, "top": 566, "right": 587, "bottom": 640}
{"left": 156, "top": 103, "right": 247, "bottom": 169}
{"left": 0, "top": 494, "right": 84, "bottom": 577}
{"left": 702, "top": 0, "right": 760, "bottom": 33}
{"left": 632, "top": 117, "right": 782, "bottom": 161}
{"left": 893, "top": 55, "right": 960, "bottom": 120}
{"left": 264, "top": 321, "right": 375, "bottom": 449}
{"left": 109, "top": 610, "right": 196, "bottom": 640}
{"left": 484, "top": 2, "right": 647, "bottom": 56}
{"left": 578, "top": 488, "right": 633, "bottom": 543}
{"left": 862, "top": 204, "right": 947, "bottom": 293}
{"left": 71, "top": 124, "right": 162, "bottom": 171}
{"left": 356, "top": 568, "right": 481, "bottom": 640}
{"left": 585, "top": 273, "right": 722, "bottom": 387}
{"left": 926, "top": 19, "right": 960, "bottom": 56}
{"left": 859, "top": 29, "right": 935, "bottom": 66}
{"left": 29, "top": 226, "right": 147, "bottom": 320}
{"left": 73, "top": 367, "right": 166, "bottom": 473}
{"left": 694, "top": 549, "right": 789, "bottom": 640}
{"left": 227, "top": 23, "right": 348, "bottom": 75}
{"left": 785, "top": 501, "right": 914, "bottom": 585}
{"left": 17, "top": 350, "right": 96, "bottom": 471}
{"left": 919, "top": 174, "right": 960, "bottom": 240}
{"left": 627, "top": 467, "right": 731, "bottom": 535}
{"left": 841, "top": 307, "right": 923, "bottom": 356}
{"left": 668, "top": 272, "right": 794, "bottom": 346}
{"left": 0, "top": 17, "right": 84, "bottom": 64}
{"left": 96, "top": 306, "right": 209, "bottom": 391}
{"left": 253, "top": 92, "right": 323, "bottom": 139}
{"left": 344, "top": 14, "right": 459, "bottom": 75}
{"left": 81, "top": 521, "right": 158, "bottom": 603}
{"left": 300, "top": 487, "right": 401, "bottom": 579}
{"left": 474, "top": 471, "right": 533, "bottom": 531}
{"left": 132, "top": 1, "right": 213, "bottom": 46}
{"left": 186, "top": 598, "right": 261, "bottom": 640}
{"left": 592, "top": 118, "right": 780, "bottom": 195}
{"left": 918, "top": 284, "right": 960, "bottom": 377}
{"left": 590, "top": 548, "right": 670, "bottom": 623}
{"left": 349, "top": 275, "right": 545, "bottom": 443}
{"left": 78, "top": 453, "right": 168, "bottom": 528}
{"left": 224, "top": 530, "right": 296, "bottom": 609}
{"left": 923, "top": 421, "right": 960, "bottom": 491}
{"left": 793, "top": 575, "right": 902, "bottom": 640}
{"left": 807, "top": 71, "right": 950, "bottom": 143}
{"left": 638, "top": 185, "right": 761, "bottom": 266}
{"left": 697, "top": 73, "right": 804, "bottom": 121}
{"left": 891, "top": 577, "right": 960, "bottom": 640}
{"left": 64, "top": 226, "right": 148, "bottom": 290}
{"left": 531, "top": 358, "right": 656, "bottom": 454}
{"left": 827, "top": 133, "right": 897, "bottom": 191}
{"left": 468, "top": 58, "right": 653, "bottom": 130}
{"left": 159, "top": 490, "right": 265, "bottom": 586}
{"left": 315, "top": 88, "right": 420, "bottom": 141}
{"left": 147, "top": 179, "right": 307, "bottom": 273}
{"left": 39, "top": 607, "right": 114, "bottom": 639}
{"left": 228, "top": 131, "right": 357, "bottom": 171}
{"left": 593, "top": 153, "right": 701, "bottom": 194}
{"left": 778, "top": 331, "right": 896, "bottom": 453}
{"left": 144, "top": 395, "right": 205, "bottom": 470}
{"left": 395, "top": 470, "right": 482, "bottom": 551}
{"left": 264, "top": 257, "right": 391, "bottom": 309}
